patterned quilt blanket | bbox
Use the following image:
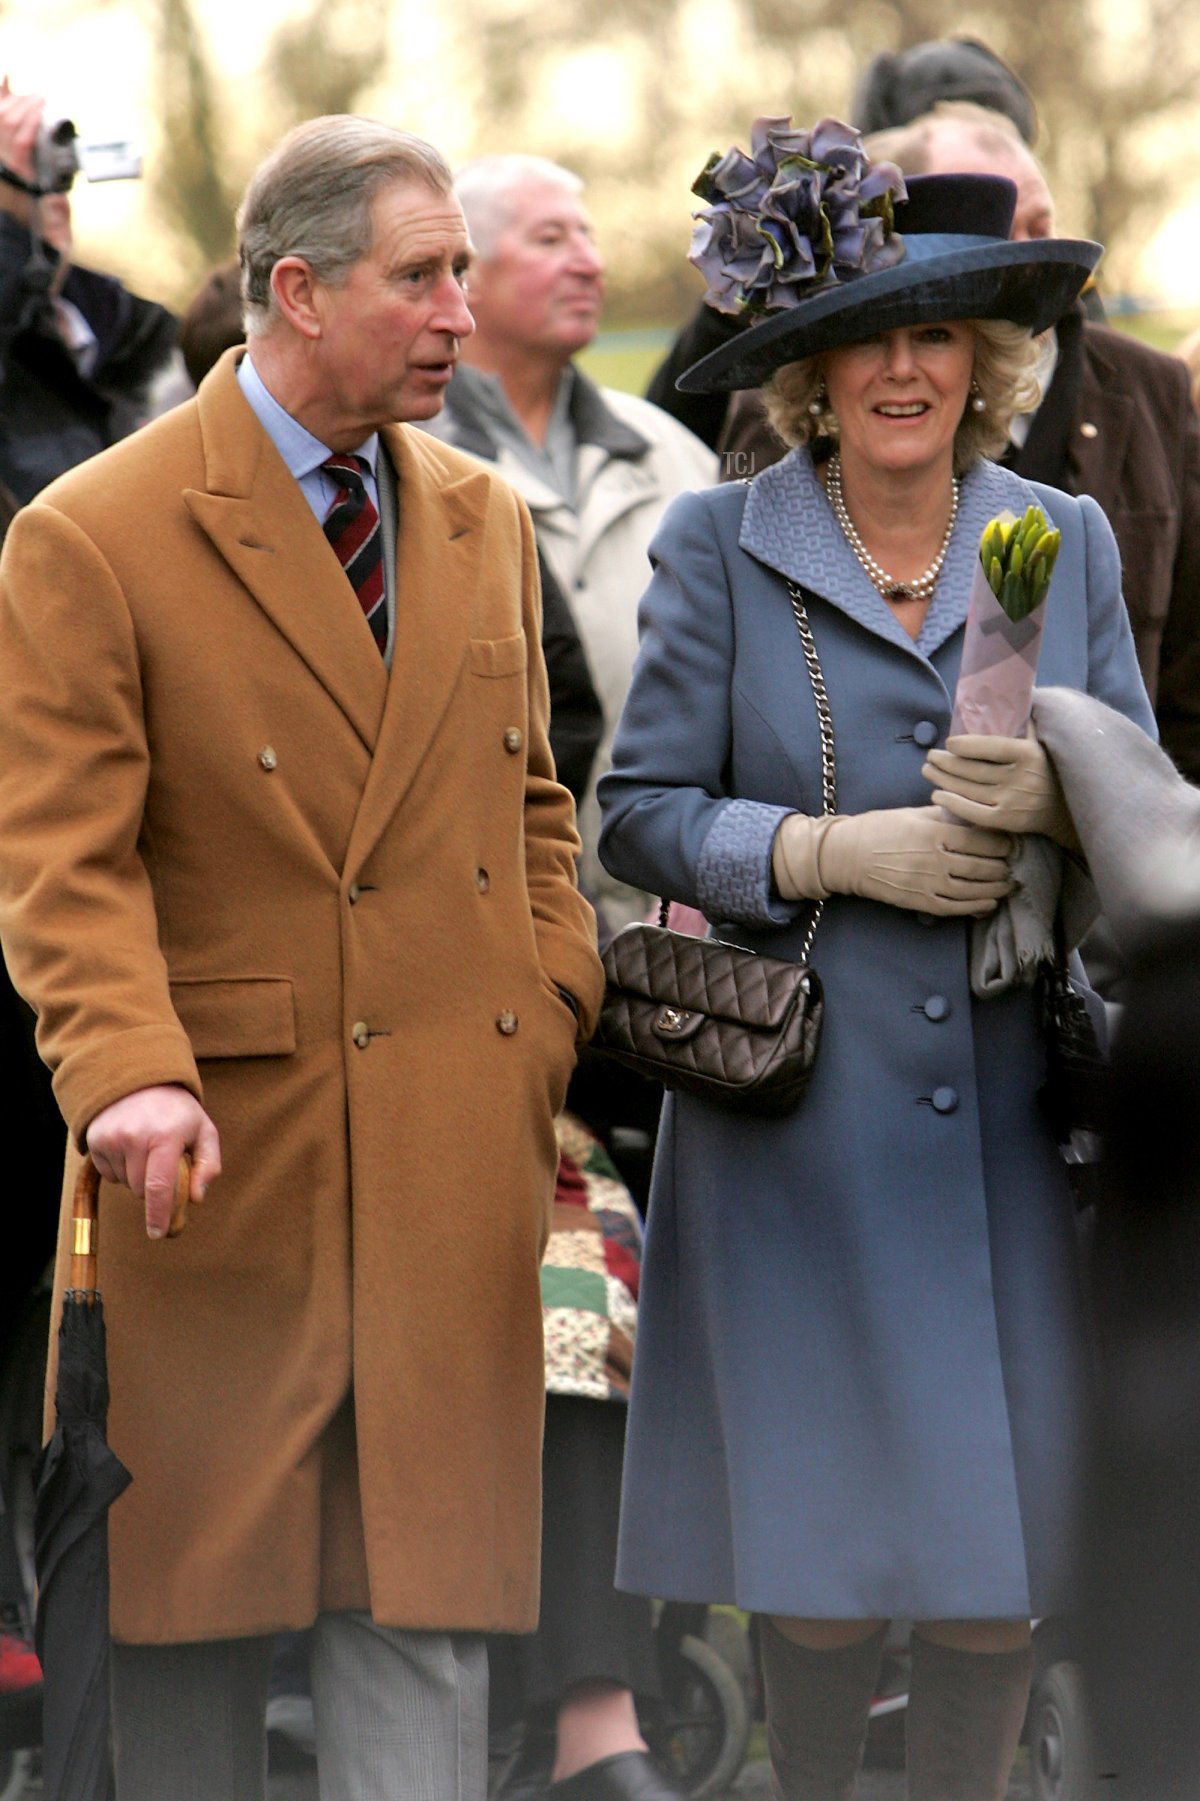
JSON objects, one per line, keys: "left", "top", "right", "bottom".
{"left": 543, "top": 1112, "right": 643, "bottom": 1401}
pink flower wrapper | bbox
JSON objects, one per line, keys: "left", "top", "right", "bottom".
{"left": 949, "top": 557, "right": 1048, "bottom": 739}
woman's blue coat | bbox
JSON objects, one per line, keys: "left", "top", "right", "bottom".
{"left": 597, "top": 450, "right": 1154, "bottom": 1620}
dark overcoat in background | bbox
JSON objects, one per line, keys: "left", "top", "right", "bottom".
{"left": 598, "top": 450, "right": 1153, "bottom": 1619}
{"left": 1082, "top": 906, "right": 1200, "bottom": 1800}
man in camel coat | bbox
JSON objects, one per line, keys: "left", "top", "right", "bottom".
{"left": 0, "top": 114, "right": 602, "bottom": 1801}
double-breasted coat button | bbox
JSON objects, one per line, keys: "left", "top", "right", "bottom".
{"left": 352, "top": 1021, "right": 370, "bottom": 1048}
{"left": 258, "top": 746, "right": 277, "bottom": 771}
{"left": 1079, "top": 421, "right": 1099, "bottom": 440}
{"left": 503, "top": 727, "right": 523, "bottom": 754}
{"left": 923, "top": 995, "right": 951, "bottom": 1022}
{"left": 496, "top": 1011, "right": 519, "bottom": 1035}
{"left": 475, "top": 868, "right": 490, "bottom": 893}
{"left": 912, "top": 720, "right": 939, "bottom": 749}
{"left": 931, "top": 1086, "right": 959, "bottom": 1114}
{"left": 348, "top": 881, "right": 361, "bottom": 904}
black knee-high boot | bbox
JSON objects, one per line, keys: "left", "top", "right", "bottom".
{"left": 905, "top": 1633, "right": 1033, "bottom": 1801}
{"left": 757, "top": 1618, "right": 888, "bottom": 1801}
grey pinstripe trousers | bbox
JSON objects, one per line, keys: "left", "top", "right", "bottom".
{"left": 110, "top": 1611, "right": 487, "bottom": 1799}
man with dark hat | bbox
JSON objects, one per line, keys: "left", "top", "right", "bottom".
{"left": 851, "top": 36, "right": 1038, "bottom": 143}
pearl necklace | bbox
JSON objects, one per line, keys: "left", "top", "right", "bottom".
{"left": 826, "top": 452, "right": 959, "bottom": 605}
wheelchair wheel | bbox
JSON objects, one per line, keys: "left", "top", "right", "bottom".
{"left": 1028, "top": 1659, "right": 1096, "bottom": 1801}
{"left": 651, "top": 1631, "right": 750, "bottom": 1800}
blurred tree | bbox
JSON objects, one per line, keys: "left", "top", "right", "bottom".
{"left": 150, "top": 0, "right": 238, "bottom": 286}
{"left": 438, "top": 0, "right": 1200, "bottom": 312}
{"left": 142, "top": 0, "right": 389, "bottom": 303}
{"left": 123, "top": 0, "right": 1200, "bottom": 315}
{"left": 261, "top": 0, "right": 391, "bottom": 119}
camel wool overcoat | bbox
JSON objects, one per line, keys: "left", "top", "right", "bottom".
{"left": 0, "top": 348, "right": 603, "bottom": 1645}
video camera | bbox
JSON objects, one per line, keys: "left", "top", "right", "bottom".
{"left": 33, "top": 117, "right": 141, "bottom": 194}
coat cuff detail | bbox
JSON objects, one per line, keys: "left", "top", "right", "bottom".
{"left": 696, "top": 798, "right": 803, "bottom": 927}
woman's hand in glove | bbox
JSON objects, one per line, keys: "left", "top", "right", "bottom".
{"left": 773, "top": 807, "right": 1013, "bottom": 916}
{"left": 922, "top": 732, "right": 1079, "bottom": 849}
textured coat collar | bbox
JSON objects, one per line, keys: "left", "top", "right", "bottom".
{"left": 740, "top": 448, "right": 1044, "bottom": 659}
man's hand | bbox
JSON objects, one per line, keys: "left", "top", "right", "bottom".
{"left": 0, "top": 78, "right": 42, "bottom": 224}
{"left": 86, "top": 1085, "right": 221, "bottom": 1240}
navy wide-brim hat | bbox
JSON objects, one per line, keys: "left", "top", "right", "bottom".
{"left": 678, "top": 174, "right": 1101, "bottom": 395}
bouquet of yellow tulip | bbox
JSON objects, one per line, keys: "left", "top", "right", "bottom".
{"left": 979, "top": 507, "right": 1062, "bottom": 624}
{"left": 949, "top": 505, "right": 1061, "bottom": 738}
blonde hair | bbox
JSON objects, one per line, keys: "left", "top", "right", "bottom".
{"left": 764, "top": 318, "right": 1042, "bottom": 477}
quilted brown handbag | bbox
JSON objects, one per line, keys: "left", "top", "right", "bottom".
{"left": 593, "top": 583, "right": 833, "bottom": 1117}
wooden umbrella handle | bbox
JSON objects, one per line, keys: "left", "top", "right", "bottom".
{"left": 166, "top": 1154, "right": 192, "bottom": 1238}
{"left": 69, "top": 1153, "right": 194, "bottom": 1289}
{"left": 69, "top": 1158, "right": 101, "bottom": 1293}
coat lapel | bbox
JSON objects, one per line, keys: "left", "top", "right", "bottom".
{"left": 184, "top": 353, "right": 388, "bottom": 752}
{"left": 739, "top": 449, "right": 1045, "bottom": 662}
{"left": 344, "top": 424, "right": 492, "bottom": 865}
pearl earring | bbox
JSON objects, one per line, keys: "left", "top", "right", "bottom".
{"left": 970, "top": 380, "right": 986, "bottom": 415}
{"left": 808, "top": 386, "right": 827, "bottom": 417}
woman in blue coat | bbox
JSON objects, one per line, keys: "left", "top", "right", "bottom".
{"left": 598, "top": 127, "right": 1154, "bottom": 1801}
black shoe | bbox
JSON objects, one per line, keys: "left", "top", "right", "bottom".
{"left": 546, "top": 1750, "right": 689, "bottom": 1800}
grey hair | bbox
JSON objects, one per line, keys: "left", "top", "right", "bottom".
{"left": 237, "top": 115, "right": 453, "bottom": 335}
{"left": 863, "top": 101, "right": 1029, "bottom": 180}
{"left": 453, "top": 154, "right": 584, "bottom": 260}
{"left": 764, "top": 317, "right": 1043, "bottom": 478}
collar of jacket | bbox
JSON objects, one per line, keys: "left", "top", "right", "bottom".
{"left": 1006, "top": 304, "right": 1085, "bottom": 488}
{"left": 739, "top": 446, "right": 1044, "bottom": 659}
{"left": 443, "top": 363, "right": 650, "bottom": 464}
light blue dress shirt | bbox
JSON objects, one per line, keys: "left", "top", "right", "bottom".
{"left": 237, "top": 353, "right": 381, "bottom": 518}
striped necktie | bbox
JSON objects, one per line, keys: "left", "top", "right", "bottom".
{"left": 321, "top": 454, "right": 387, "bottom": 656}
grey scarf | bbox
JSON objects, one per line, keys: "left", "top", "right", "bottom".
{"left": 969, "top": 688, "right": 1200, "bottom": 995}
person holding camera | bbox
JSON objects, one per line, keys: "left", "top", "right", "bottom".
{"left": 0, "top": 77, "right": 176, "bottom": 503}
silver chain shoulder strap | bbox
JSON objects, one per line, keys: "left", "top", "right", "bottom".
{"left": 656, "top": 579, "right": 837, "bottom": 962}
{"left": 785, "top": 581, "right": 837, "bottom": 965}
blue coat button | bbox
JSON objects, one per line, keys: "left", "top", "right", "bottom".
{"left": 931, "top": 1086, "right": 959, "bottom": 1114}
{"left": 912, "top": 720, "right": 940, "bottom": 748}
{"left": 923, "top": 995, "right": 951, "bottom": 1022}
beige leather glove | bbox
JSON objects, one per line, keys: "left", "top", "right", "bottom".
{"left": 923, "top": 732, "right": 1078, "bottom": 849}
{"left": 773, "top": 807, "right": 1013, "bottom": 916}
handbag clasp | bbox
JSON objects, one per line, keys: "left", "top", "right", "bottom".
{"left": 653, "top": 1004, "right": 701, "bottom": 1041}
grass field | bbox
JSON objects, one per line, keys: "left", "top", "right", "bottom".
{"left": 579, "top": 308, "right": 1200, "bottom": 398}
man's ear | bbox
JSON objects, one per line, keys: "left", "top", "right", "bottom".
{"left": 270, "top": 256, "right": 324, "bottom": 340}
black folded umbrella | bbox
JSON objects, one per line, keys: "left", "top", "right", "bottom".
{"left": 33, "top": 1160, "right": 130, "bottom": 1801}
